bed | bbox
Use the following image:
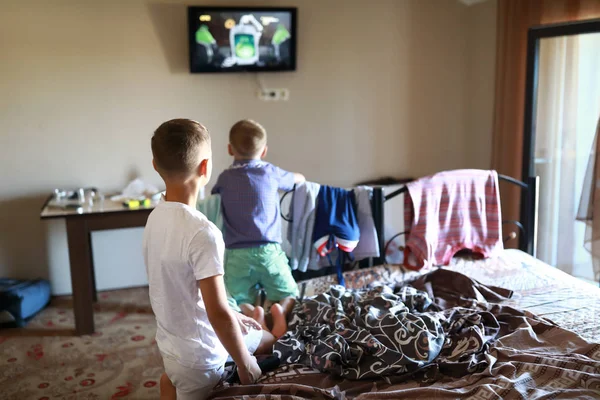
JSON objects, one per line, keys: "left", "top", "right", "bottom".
{"left": 211, "top": 250, "right": 600, "bottom": 399}
{"left": 210, "top": 173, "right": 599, "bottom": 399}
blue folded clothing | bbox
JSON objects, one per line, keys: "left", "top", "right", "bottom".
{"left": 0, "top": 278, "right": 51, "bottom": 327}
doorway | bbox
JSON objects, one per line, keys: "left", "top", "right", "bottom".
{"left": 523, "top": 19, "right": 600, "bottom": 282}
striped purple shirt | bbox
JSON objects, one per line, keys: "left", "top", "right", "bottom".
{"left": 212, "top": 160, "right": 295, "bottom": 249}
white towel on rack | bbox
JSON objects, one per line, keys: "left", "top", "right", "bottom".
{"left": 287, "top": 181, "right": 321, "bottom": 272}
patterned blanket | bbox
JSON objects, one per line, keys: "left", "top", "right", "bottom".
{"left": 211, "top": 254, "right": 600, "bottom": 399}
{"left": 273, "top": 269, "right": 512, "bottom": 380}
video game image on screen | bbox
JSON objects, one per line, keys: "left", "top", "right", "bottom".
{"left": 189, "top": 9, "right": 295, "bottom": 72}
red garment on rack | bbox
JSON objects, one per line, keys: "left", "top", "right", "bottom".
{"left": 403, "top": 170, "right": 503, "bottom": 270}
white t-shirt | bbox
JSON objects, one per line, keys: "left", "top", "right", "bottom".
{"left": 143, "top": 200, "right": 228, "bottom": 369}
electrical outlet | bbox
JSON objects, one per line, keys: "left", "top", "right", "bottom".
{"left": 279, "top": 88, "right": 289, "bottom": 101}
{"left": 257, "top": 88, "right": 289, "bottom": 102}
{"left": 257, "top": 89, "right": 277, "bottom": 101}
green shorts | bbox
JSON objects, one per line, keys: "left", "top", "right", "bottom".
{"left": 224, "top": 243, "right": 299, "bottom": 306}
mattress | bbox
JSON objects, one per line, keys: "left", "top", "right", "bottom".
{"left": 211, "top": 249, "right": 600, "bottom": 399}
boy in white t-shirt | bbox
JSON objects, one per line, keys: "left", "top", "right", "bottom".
{"left": 143, "top": 119, "right": 276, "bottom": 400}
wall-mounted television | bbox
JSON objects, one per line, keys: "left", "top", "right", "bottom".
{"left": 188, "top": 7, "right": 297, "bottom": 73}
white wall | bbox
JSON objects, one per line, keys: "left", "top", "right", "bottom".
{"left": 465, "top": 0, "right": 497, "bottom": 169}
{"left": 0, "top": 0, "right": 497, "bottom": 294}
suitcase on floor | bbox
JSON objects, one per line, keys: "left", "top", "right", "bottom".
{"left": 0, "top": 278, "right": 51, "bottom": 328}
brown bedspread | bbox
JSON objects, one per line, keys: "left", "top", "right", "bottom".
{"left": 211, "top": 250, "right": 600, "bottom": 399}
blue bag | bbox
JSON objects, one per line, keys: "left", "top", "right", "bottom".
{"left": 0, "top": 279, "right": 51, "bottom": 327}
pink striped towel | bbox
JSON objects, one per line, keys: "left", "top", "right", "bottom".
{"left": 403, "top": 169, "right": 503, "bottom": 270}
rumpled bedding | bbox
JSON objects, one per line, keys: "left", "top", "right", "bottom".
{"left": 273, "top": 269, "right": 513, "bottom": 380}
{"left": 211, "top": 252, "right": 600, "bottom": 399}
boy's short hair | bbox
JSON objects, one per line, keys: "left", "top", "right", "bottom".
{"left": 229, "top": 119, "right": 267, "bottom": 158}
{"left": 152, "top": 119, "right": 210, "bottom": 177}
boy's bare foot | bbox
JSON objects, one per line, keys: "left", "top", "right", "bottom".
{"left": 279, "top": 296, "right": 296, "bottom": 316}
{"left": 270, "top": 303, "right": 287, "bottom": 338}
{"left": 252, "top": 306, "right": 270, "bottom": 332}
{"left": 159, "top": 372, "right": 176, "bottom": 400}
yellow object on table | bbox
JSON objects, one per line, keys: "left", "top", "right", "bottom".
{"left": 123, "top": 198, "right": 151, "bottom": 209}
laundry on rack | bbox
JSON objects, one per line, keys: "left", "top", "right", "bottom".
{"left": 313, "top": 186, "right": 360, "bottom": 256}
{"left": 352, "top": 186, "right": 380, "bottom": 260}
{"left": 196, "top": 194, "right": 224, "bottom": 231}
{"left": 313, "top": 186, "right": 360, "bottom": 285}
{"left": 284, "top": 184, "right": 379, "bottom": 273}
{"left": 404, "top": 169, "right": 503, "bottom": 270}
{"left": 286, "top": 181, "right": 321, "bottom": 272}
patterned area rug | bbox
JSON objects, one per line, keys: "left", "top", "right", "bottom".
{"left": 0, "top": 287, "right": 163, "bottom": 400}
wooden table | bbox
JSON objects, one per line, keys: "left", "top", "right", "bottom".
{"left": 40, "top": 197, "right": 155, "bottom": 335}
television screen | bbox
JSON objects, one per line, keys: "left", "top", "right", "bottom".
{"left": 188, "top": 7, "right": 297, "bottom": 73}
